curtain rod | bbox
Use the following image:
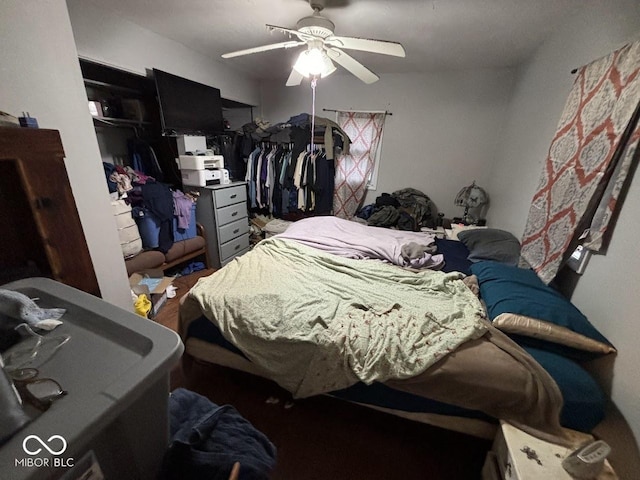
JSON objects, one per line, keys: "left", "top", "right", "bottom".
{"left": 322, "top": 108, "right": 393, "bottom": 116}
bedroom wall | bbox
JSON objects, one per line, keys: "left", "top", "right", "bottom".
{"left": 0, "top": 0, "right": 132, "bottom": 309}
{"left": 0, "top": 0, "right": 262, "bottom": 311}
{"left": 66, "top": 0, "right": 260, "bottom": 107}
{"left": 259, "top": 68, "right": 516, "bottom": 217}
{"left": 485, "top": 1, "right": 640, "bottom": 474}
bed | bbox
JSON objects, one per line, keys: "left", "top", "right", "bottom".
{"left": 178, "top": 216, "right": 615, "bottom": 442}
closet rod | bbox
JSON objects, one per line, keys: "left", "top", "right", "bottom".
{"left": 322, "top": 108, "right": 393, "bottom": 116}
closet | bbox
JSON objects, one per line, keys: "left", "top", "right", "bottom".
{"left": 0, "top": 127, "right": 100, "bottom": 296}
{"left": 80, "top": 59, "right": 255, "bottom": 189}
{"left": 80, "top": 59, "right": 179, "bottom": 187}
{"left": 81, "top": 59, "right": 256, "bottom": 275}
{"left": 242, "top": 115, "right": 344, "bottom": 220}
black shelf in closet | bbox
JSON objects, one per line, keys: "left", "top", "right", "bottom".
{"left": 83, "top": 78, "right": 145, "bottom": 97}
{"left": 79, "top": 58, "right": 182, "bottom": 186}
{"left": 92, "top": 116, "right": 152, "bottom": 128}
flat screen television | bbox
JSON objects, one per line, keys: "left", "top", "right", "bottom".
{"left": 153, "top": 68, "right": 223, "bottom": 136}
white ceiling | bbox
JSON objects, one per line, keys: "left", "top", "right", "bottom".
{"left": 95, "top": 0, "right": 584, "bottom": 82}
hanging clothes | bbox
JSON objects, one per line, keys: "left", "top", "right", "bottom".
{"left": 245, "top": 146, "right": 261, "bottom": 209}
{"left": 285, "top": 113, "right": 351, "bottom": 160}
{"left": 128, "top": 138, "right": 164, "bottom": 182}
{"left": 314, "top": 149, "right": 334, "bottom": 215}
{"left": 240, "top": 113, "right": 350, "bottom": 219}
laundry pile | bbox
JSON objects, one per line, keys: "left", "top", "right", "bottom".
{"left": 160, "top": 388, "right": 276, "bottom": 480}
{"left": 357, "top": 188, "right": 436, "bottom": 231}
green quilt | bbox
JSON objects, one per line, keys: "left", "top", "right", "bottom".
{"left": 189, "top": 238, "right": 488, "bottom": 398}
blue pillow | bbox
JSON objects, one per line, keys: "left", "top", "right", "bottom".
{"left": 471, "top": 261, "right": 614, "bottom": 359}
{"left": 523, "top": 346, "right": 605, "bottom": 432}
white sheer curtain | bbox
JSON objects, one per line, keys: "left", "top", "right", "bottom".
{"left": 333, "top": 111, "right": 386, "bottom": 219}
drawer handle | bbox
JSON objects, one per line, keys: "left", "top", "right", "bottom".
{"left": 231, "top": 212, "right": 238, "bottom": 217}
{"left": 230, "top": 194, "right": 237, "bottom": 199}
{"left": 234, "top": 245, "right": 240, "bottom": 250}
{"left": 233, "top": 229, "right": 239, "bottom": 234}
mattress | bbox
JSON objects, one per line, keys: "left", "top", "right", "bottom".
{"left": 184, "top": 313, "right": 605, "bottom": 433}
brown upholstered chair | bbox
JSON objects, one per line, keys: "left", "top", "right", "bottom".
{"left": 124, "top": 223, "right": 210, "bottom": 276}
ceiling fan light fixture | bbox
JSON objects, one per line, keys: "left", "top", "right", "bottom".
{"left": 221, "top": 0, "right": 405, "bottom": 86}
{"left": 320, "top": 56, "right": 337, "bottom": 78}
{"left": 293, "top": 48, "right": 336, "bottom": 78}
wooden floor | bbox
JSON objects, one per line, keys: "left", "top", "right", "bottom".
{"left": 154, "top": 269, "right": 492, "bottom": 480}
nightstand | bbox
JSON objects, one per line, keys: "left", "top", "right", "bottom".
{"left": 482, "top": 421, "right": 617, "bottom": 480}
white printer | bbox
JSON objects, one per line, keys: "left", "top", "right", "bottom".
{"left": 177, "top": 154, "right": 230, "bottom": 187}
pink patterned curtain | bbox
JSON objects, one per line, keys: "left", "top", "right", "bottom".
{"left": 333, "top": 112, "right": 386, "bottom": 219}
{"left": 521, "top": 40, "right": 640, "bottom": 283}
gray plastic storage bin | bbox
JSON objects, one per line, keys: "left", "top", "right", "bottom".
{"left": 0, "top": 278, "right": 184, "bottom": 480}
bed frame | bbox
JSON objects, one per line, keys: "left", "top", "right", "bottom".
{"left": 182, "top": 336, "right": 498, "bottom": 439}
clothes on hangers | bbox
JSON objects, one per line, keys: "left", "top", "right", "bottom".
{"left": 239, "top": 112, "right": 350, "bottom": 162}
{"left": 245, "top": 143, "right": 287, "bottom": 215}
{"left": 285, "top": 113, "right": 350, "bottom": 160}
{"left": 246, "top": 142, "right": 333, "bottom": 218}
{"left": 241, "top": 112, "right": 346, "bottom": 219}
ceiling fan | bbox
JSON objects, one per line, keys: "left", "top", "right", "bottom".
{"left": 221, "top": 0, "right": 406, "bottom": 86}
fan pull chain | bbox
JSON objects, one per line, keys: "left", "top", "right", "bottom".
{"left": 310, "top": 76, "right": 317, "bottom": 151}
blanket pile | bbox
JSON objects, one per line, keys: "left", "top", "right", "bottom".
{"left": 275, "top": 216, "right": 444, "bottom": 269}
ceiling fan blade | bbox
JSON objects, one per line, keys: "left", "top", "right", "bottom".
{"left": 286, "top": 69, "right": 304, "bottom": 87}
{"left": 324, "top": 36, "right": 406, "bottom": 57}
{"left": 325, "top": 47, "right": 379, "bottom": 84}
{"left": 222, "top": 41, "right": 305, "bottom": 59}
{"left": 266, "top": 24, "right": 316, "bottom": 42}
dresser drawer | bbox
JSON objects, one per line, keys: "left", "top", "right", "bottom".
{"left": 221, "top": 247, "right": 251, "bottom": 267}
{"left": 220, "top": 233, "right": 250, "bottom": 262}
{"left": 218, "top": 218, "right": 249, "bottom": 244}
{"left": 492, "top": 428, "right": 513, "bottom": 479}
{"left": 217, "top": 202, "right": 247, "bottom": 226}
{"left": 214, "top": 184, "right": 247, "bottom": 208}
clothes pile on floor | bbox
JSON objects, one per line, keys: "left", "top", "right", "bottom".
{"left": 159, "top": 388, "right": 277, "bottom": 480}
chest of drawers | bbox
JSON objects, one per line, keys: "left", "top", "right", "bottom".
{"left": 196, "top": 182, "right": 250, "bottom": 268}
{"left": 483, "top": 421, "right": 617, "bottom": 480}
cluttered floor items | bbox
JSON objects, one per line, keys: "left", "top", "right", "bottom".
{"left": 159, "top": 388, "right": 277, "bottom": 480}
{"left": 130, "top": 270, "right": 177, "bottom": 319}
{"left": 129, "top": 260, "right": 207, "bottom": 320}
